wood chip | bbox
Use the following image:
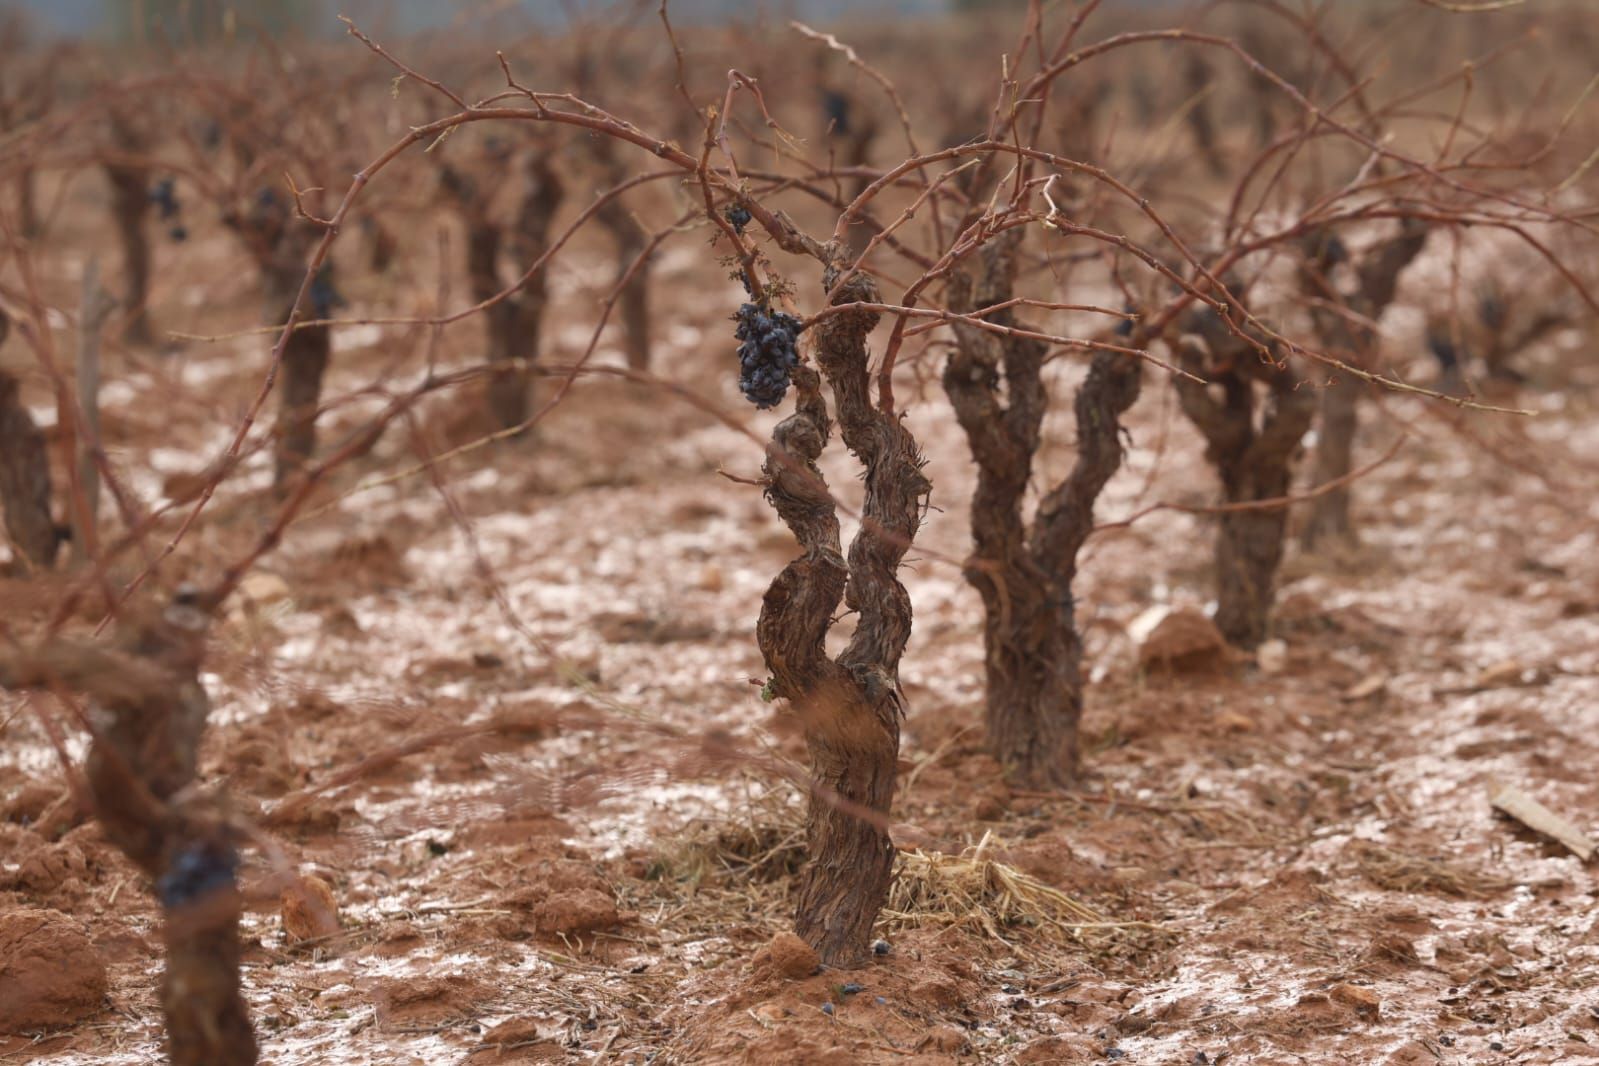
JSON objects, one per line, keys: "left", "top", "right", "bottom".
{"left": 1341, "top": 674, "right": 1387, "bottom": 701}
{"left": 1489, "top": 784, "right": 1595, "bottom": 861}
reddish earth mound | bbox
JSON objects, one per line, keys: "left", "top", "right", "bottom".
{"left": 0, "top": 909, "right": 108, "bottom": 1033}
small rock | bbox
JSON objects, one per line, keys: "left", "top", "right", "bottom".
{"left": 280, "top": 874, "right": 339, "bottom": 942}
{"left": 1215, "top": 710, "right": 1254, "bottom": 733}
{"left": 5, "top": 840, "right": 89, "bottom": 898}
{"left": 531, "top": 888, "right": 621, "bottom": 935}
{"left": 1475, "top": 661, "right": 1527, "bottom": 688}
{"left": 1330, "top": 982, "right": 1381, "bottom": 1018}
{"left": 1256, "top": 638, "right": 1288, "bottom": 674}
{"left": 820, "top": 1002, "right": 834, "bottom": 1016}
{"left": 0, "top": 909, "right": 108, "bottom": 1032}
{"left": 751, "top": 1003, "right": 786, "bottom": 1025}
{"left": 1131, "top": 605, "right": 1228, "bottom": 672}
{"left": 972, "top": 784, "right": 1011, "bottom": 821}
{"left": 750, "top": 931, "right": 819, "bottom": 981}
{"left": 872, "top": 939, "right": 891, "bottom": 956}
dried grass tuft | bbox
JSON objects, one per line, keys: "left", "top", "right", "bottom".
{"left": 1349, "top": 840, "right": 1512, "bottom": 898}
{"left": 883, "top": 831, "right": 1163, "bottom": 957}
{"left": 649, "top": 786, "right": 806, "bottom": 889}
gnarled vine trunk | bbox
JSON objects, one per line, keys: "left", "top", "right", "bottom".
{"left": 1299, "top": 220, "right": 1427, "bottom": 548}
{"left": 0, "top": 593, "right": 257, "bottom": 1065}
{"left": 16, "top": 168, "right": 38, "bottom": 238}
{"left": 945, "top": 232, "right": 1141, "bottom": 787}
{"left": 106, "top": 118, "right": 154, "bottom": 347}
{"left": 1300, "top": 372, "right": 1360, "bottom": 547}
{"left": 757, "top": 259, "right": 928, "bottom": 967}
{"left": 444, "top": 151, "right": 564, "bottom": 431}
{"left": 0, "top": 311, "right": 59, "bottom": 570}
{"left": 224, "top": 190, "right": 333, "bottom": 486}
{"left": 263, "top": 259, "right": 332, "bottom": 485}
{"left": 592, "top": 146, "right": 653, "bottom": 372}
{"left": 1174, "top": 309, "right": 1314, "bottom": 648}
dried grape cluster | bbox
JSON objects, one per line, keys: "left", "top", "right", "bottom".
{"left": 149, "top": 176, "right": 186, "bottom": 241}
{"left": 734, "top": 302, "right": 802, "bottom": 409}
{"left": 724, "top": 203, "right": 751, "bottom": 234}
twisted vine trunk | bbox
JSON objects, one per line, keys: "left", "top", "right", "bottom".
{"left": 446, "top": 152, "right": 564, "bottom": 431}
{"left": 16, "top": 168, "right": 38, "bottom": 238}
{"left": 1175, "top": 310, "right": 1315, "bottom": 648}
{"left": 1300, "top": 372, "right": 1360, "bottom": 547}
{"left": 1183, "top": 54, "right": 1226, "bottom": 179}
{"left": 264, "top": 260, "right": 331, "bottom": 485}
{"left": 594, "top": 194, "right": 653, "bottom": 372}
{"left": 945, "top": 232, "right": 1141, "bottom": 787}
{"left": 72, "top": 261, "right": 116, "bottom": 562}
{"left": 496, "top": 155, "right": 563, "bottom": 429}
{"left": 757, "top": 260, "right": 928, "bottom": 967}
{"left": 0, "top": 311, "right": 60, "bottom": 570}
{"left": 1299, "top": 221, "right": 1427, "bottom": 548}
{"left": 106, "top": 118, "right": 154, "bottom": 347}
{"left": 0, "top": 595, "right": 257, "bottom": 1065}
{"left": 224, "top": 191, "right": 332, "bottom": 486}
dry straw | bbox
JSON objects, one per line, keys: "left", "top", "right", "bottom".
{"left": 883, "top": 831, "right": 1164, "bottom": 957}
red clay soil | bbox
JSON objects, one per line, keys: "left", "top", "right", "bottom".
{"left": 2, "top": 175, "right": 1597, "bottom": 1066}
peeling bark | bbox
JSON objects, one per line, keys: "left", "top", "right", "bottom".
{"left": 0, "top": 310, "right": 59, "bottom": 571}
{"left": 1174, "top": 308, "right": 1314, "bottom": 648}
{"left": 592, "top": 147, "right": 653, "bottom": 372}
{"left": 72, "top": 261, "right": 117, "bottom": 562}
{"left": 105, "top": 117, "right": 155, "bottom": 347}
{"left": 944, "top": 232, "right": 1141, "bottom": 787}
{"left": 1183, "top": 54, "right": 1227, "bottom": 179}
{"left": 1299, "top": 220, "right": 1427, "bottom": 548}
{"left": 757, "top": 258, "right": 928, "bottom": 967}
{"left": 443, "top": 150, "right": 564, "bottom": 430}
{"left": 225, "top": 191, "right": 332, "bottom": 486}
{"left": 0, "top": 593, "right": 258, "bottom": 1065}
{"left": 262, "top": 252, "right": 331, "bottom": 486}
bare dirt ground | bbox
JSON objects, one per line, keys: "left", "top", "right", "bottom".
{"left": 3, "top": 168, "right": 1598, "bottom": 1066}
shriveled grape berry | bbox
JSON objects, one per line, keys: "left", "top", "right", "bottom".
{"left": 149, "top": 177, "right": 180, "bottom": 220}
{"left": 725, "top": 204, "right": 751, "bottom": 234}
{"left": 733, "top": 302, "right": 802, "bottom": 409}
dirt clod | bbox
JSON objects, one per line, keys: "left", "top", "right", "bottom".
{"left": 531, "top": 888, "right": 621, "bottom": 935}
{"left": 280, "top": 874, "right": 339, "bottom": 942}
{"left": 0, "top": 909, "right": 108, "bottom": 1033}
{"left": 3, "top": 839, "right": 90, "bottom": 898}
{"left": 751, "top": 931, "right": 820, "bottom": 981}
{"left": 1330, "top": 982, "right": 1382, "bottom": 1019}
{"left": 1131, "top": 605, "right": 1229, "bottom": 672}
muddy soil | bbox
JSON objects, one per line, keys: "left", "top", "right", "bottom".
{"left": 2, "top": 169, "right": 1597, "bottom": 1066}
